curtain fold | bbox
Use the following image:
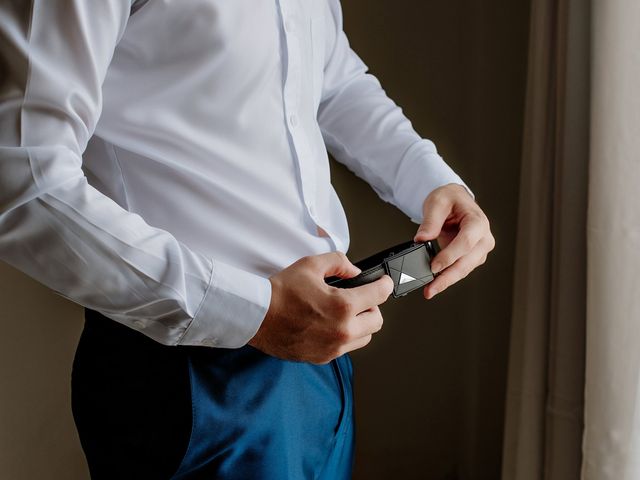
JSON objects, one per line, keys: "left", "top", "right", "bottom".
{"left": 501, "top": 0, "right": 590, "bottom": 477}
{"left": 583, "top": 0, "right": 640, "bottom": 478}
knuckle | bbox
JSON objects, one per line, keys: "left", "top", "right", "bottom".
{"left": 329, "top": 289, "right": 353, "bottom": 320}
{"left": 471, "top": 208, "right": 485, "bottom": 220}
{"left": 373, "top": 313, "right": 384, "bottom": 333}
{"left": 299, "top": 255, "right": 317, "bottom": 269}
{"left": 468, "top": 211, "right": 487, "bottom": 229}
{"left": 488, "top": 234, "right": 496, "bottom": 251}
{"left": 439, "top": 252, "right": 455, "bottom": 268}
{"left": 335, "top": 323, "right": 354, "bottom": 343}
{"left": 332, "top": 296, "right": 354, "bottom": 318}
{"left": 460, "top": 233, "right": 476, "bottom": 250}
{"left": 479, "top": 216, "right": 492, "bottom": 235}
{"left": 334, "top": 251, "right": 348, "bottom": 263}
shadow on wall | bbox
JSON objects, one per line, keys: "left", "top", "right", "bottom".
{"left": 0, "top": 263, "right": 89, "bottom": 479}
{"left": 338, "top": 0, "right": 530, "bottom": 478}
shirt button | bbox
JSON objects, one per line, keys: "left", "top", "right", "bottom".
{"left": 133, "top": 319, "right": 145, "bottom": 329}
{"left": 284, "top": 18, "right": 293, "bottom": 33}
{"left": 201, "top": 337, "right": 218, "bottom": 347}
{"left": 289, "top": 114, "right": 299, "bottom": 128}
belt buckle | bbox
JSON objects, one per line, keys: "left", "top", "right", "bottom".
{"left": 383, "top": 243, "right": 437, "bottom": 298}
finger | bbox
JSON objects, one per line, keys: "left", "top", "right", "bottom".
{"left": 424, "top": 246, "right": 486, "bottom": 299}
{"left": 429, "top": 215, "right": 485, "bottom": 273}
{"left": 342, "top": 306, "right": 384, "bottom": 340}
{"left": 347, "top": 275, "right": 394, "bottom": 313}
{"left": 414, "top": 192, "right": 452, "bottom": 242}
{"left": 309, "top": 251, "right": 361, "bottom": 278}
{"left": 357, "top": 306, "right": 384, "bottom": 334}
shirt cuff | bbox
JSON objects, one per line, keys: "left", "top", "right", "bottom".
{"left": 178, "top": 260, "right": 272, "bottom": 348}
{"left": 393, "top": 140, "right": 474, "bottom": 224}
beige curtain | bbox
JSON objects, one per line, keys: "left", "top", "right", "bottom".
{"left": 583, "top": 0, "right": 640, "bottom": 478}
{"left": 501, "top": 0, "right": 590, "bottom": 478}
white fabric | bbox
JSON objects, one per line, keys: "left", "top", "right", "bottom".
{"left": 0, "top": 0, "right": 467, "bottom": 348}
{"left": 583, "top": 0, "right": 640, "bottom": 477}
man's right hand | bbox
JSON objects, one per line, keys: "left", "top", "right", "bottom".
{"left": 248, "top": 252, "right": 395, "bottom": 364}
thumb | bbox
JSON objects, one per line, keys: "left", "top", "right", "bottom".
{"left": 317, "top": 251, "right": 361, "bottom": 279}
{"left": 414, "top": 194, "right": 452, "bottom": 242}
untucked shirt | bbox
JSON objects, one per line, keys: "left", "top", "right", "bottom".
{"left": 0, "top": 0, "right": 468, "bottom": 348}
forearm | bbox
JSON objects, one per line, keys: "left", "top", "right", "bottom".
{"left": 319, "top": 71, "right": 468, "bottom": 221}
{"left": 318, "top": 0, "right": 471, "bottom": 222}
{"left": 0, "top": 0, "right": 270, "bottom": 348}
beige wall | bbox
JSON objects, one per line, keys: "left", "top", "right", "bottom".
{"left": 0, "top": 1, "right": 529, "bottom": 479}
{"left": 0, "top": 263, "right": 88, "bottom": 479}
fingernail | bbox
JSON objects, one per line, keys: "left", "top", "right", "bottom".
{"left": 431, "top": 263, "right": 441, "bottom": 274}
{"left": 428, "top": 287, "right": 439, "bottom": 299}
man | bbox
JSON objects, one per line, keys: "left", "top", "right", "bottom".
{"left": 0, "top": 0, "right": 494, "bottom": 478}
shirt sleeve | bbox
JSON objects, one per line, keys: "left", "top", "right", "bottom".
{"left": 0, "top": 0, "right": 271, "bottom": 348}
{"left": 318, "top": 0, "right": 474, "bottom": 224}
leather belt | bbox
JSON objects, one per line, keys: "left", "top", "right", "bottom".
{"left": 325, "top": 240, "right": 440, "bottom": 298}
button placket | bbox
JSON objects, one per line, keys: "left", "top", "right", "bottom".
{"left": 278, "top": 0, "right": 318, "bottom": 226}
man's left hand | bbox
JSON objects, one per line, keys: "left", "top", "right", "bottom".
{"left": 414, "top": 183, "right": 495, "bottom": 299}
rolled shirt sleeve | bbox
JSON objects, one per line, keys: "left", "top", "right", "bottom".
{"left": 0, "top": 0, "right": 270, "bottom": 348}
{"left": 318, "top": 0, "right": 474, "bottom": 224}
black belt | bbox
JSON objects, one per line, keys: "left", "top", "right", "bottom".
{"left": 325, "top": 240, "right": 440, "bottom": 298}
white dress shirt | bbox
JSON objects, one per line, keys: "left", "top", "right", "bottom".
{"left": 0, "top": 0, "right": 468, "bottom": 348}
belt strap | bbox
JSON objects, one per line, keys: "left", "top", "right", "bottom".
{"left": 325, "top": 240, "right": 439, "bottom": 298}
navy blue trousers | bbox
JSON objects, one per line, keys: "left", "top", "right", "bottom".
{"left": 72, "top": 309, "right": 355, "bottom": 479}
